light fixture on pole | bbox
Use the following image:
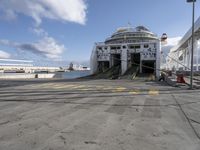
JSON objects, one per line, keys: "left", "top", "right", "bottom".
{"left": 187, "top": 0, "right": 196, "bottom": 89}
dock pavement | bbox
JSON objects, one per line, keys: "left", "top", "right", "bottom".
{"left": 0, "top": 79, "right": 200, "bottom": 150}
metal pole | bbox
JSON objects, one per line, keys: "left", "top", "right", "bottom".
{"left": 190, "top": 1, "right": 195, "bottom": 89}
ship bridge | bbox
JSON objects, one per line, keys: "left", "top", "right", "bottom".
{"left": 105, "top": 26, "right": 158, "bottom": 45}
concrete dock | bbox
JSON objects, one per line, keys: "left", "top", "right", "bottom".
{"left": 0, "top": 79, "right": 200, "bottom": 150}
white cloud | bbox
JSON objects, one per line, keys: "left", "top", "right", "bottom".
{"left": 1, "top": 9, "right": 17, "bottom": 21}
{"left": 161, "top": 37, "right": 182, "bottom": 54}
{"left": 31, "top": 27, "right": 48, "bottom": 37}
{"left": 0, "top": 50, "right": 11, "bottom": 59}
{"left": 0, "top": 0, "right": 87, "bottom": 25}
{"left": 0, "top": 36, "right": 66, "bottom": 59}
{"left": 164, "top": 37, "right": 182, "bottom": 47}
{"left": 33, "top": 36, "right": 65, "bottom": 58}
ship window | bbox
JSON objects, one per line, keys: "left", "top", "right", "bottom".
{"left": 98, "top": 47, "right": 102, "bottom": 50}
{"left": 123, "top": 46, "right": 126, "bottom": 49}
{"left": 135, "top": 45, "right": 141, "bottom": 49}
{"left": 144, "top": 44, "right": 149, "bottom": 48}
{"left": 111, "top": 47, "right": 116, "bottom": 50}
{"left": 130, "top": 45, "right": 141, "bottom": 49}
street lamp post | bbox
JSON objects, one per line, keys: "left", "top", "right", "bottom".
{"left": 187, "top": 0, "right": 196, "bottom": 89}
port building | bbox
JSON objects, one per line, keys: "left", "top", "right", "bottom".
{"left": 90, "top": 26, "right": 161, "bottom": 78}
{"left": 0, "top": 59, "right": 60, "bottom": 73}
{"left": 167, "top": 16, "right": 200, "bottom": 71}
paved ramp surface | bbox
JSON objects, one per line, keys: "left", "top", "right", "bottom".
{"left": 0, "top": 79, "right": 200, "bottom": 150}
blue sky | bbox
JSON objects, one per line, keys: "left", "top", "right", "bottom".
{"left": 0, "top": 0, "right": 200, "bottom": 66}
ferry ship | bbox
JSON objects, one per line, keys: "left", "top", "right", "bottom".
{"left": 90, "top": 26, "right": 161, "bottom": 78}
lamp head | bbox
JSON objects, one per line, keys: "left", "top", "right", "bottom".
{"left": 187, "top": 0, "right": 196, "bottom": 2}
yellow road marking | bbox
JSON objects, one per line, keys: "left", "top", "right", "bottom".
{"left": 60, "top": 84, "right": 77, "bottom": 88}
{"left": 79, "top": 88, "right": 90, "bottom": 91}
{"left": 148, "top": 74, "right": 155, "bottom": 81}
{"left": 129, "top": 89, "right": 140, "bottom": 95}
{"left": 50, "top": 84, "right": 77, "bottom": 89}
{"left": 28, "top": 84, "right": 78, "bottom": 89}
{"left": 113, "top": 87, "right": 127, "bottom": 92}
{"left": 149, "top": 89, "right": 159, "bottom": 95}
{"left": 65, "top": 84, "right": 78, "bottom": 87}
{"left": 52, "top": 85, "right": 68, "bottom": 89}
{"left": 95, "top": 85, "right": 104, "bottom": 89}
{"left": 71, "top": 85, "right": 86, "bottom": 89}
{"left": 34, "top": 83, "right": 58, "bottom": 88}
{"left": 102, "top": 86, "right": 115, "bottom": 90}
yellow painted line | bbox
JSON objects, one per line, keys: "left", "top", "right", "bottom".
{"left": 71, "top": 85, "right": 86, "bottom": 89}
{"left": 53, "top": 84, "right": 63, "bottom": 87}
{"left": 30, "top": 85, "right": 42, "bottom": 88}
{"left": 39, "top": 85, "right": 50, "bottom": 88}
{"left": 41, "top": 83, "right": 54, "bottom": 86}
{"left": 45, "top": 83, "right": 58, "bottom": 86}
{"left": 52, "top": 85, "right": 71, "bottom": 89}
{"left": 79, "top": 88, "right": 90, "bottom": 91}
{"left": 148, "top": 74, "right": 155, "bottom": 81}
{"left": 112, "top": 87, "right": 127, "bottom": 92}
{"left": 37, "top": 83, "right": 60, "bottom": 88}
{"left": 28, "top": 83, "right": 69, "bottom": 89}
{"left": 102, "top": 86, "right": 115, "bottom": 90}
{"left": 129, "top": 90, "right": 140, "bottom": 95}
{"left": 39, "top": 84, "right": 77, "bottom": 89}
{"left": 149, "top": 89, "right": 159, "bottom": 95}
{"left": 59, "top": 84, "right": 77, "bottom": 88}
{"left": 51, "top": 84, "right": 75, "bottom": 89}
{"left": 52, "top": 86, "right": 65, "bottom": 89}
{"left": 95, "top": 85, "right": 104, "bottom": 89}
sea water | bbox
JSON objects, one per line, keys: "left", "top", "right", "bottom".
{"left": 56, "top": 70, "right": 91, "bottom": 79}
